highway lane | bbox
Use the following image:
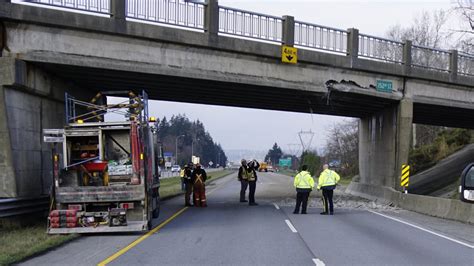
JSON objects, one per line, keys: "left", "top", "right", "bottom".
{"left": 21, "top": 172, "right": 473, "bottom": 265}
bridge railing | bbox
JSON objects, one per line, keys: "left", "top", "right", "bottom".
{"left": 458, "top": 53, "right": 474, "bottom": 76}
{"left": 358, "top": 34, "right": 404, "bottom": 64}
{"left": 294, "top": 21, "right": 347, "bottom": 54}
{"left": 126, "top": 0, "right": 205, "bottom": 30}
{"left": 11, "top": 0, "right": 474, "bottom": 80}
{"left": 25, "top": 0, "right": 110, "bottom": 14}
{"left": 411, "top": 45, "right": 451, "bottom": 72}
{"left": 218, "top": 6, "right": 282, "bottom": 42}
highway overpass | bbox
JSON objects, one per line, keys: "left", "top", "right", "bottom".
{"left": 0, "top": 0, "right": 473, "bottom": 197}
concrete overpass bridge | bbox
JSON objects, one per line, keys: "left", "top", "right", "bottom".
{"left": 0, "top": 0, "right": 473, "bottom": 198}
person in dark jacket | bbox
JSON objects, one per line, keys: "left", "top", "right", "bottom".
{"left": 182, "top": 164, "right": 193, "bottom": 207}
{"left": 247, "top": 160, "right": 260, "bottom": 206}
{"left": 192, "top": 163, "right": 207, "bottom": 207}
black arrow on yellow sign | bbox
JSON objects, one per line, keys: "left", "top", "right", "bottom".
{"left": 286, "top": 55, "right": 294, "bottom": 61}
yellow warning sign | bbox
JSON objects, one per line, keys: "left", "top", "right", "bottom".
{"left": 401, "top": 164, "right": 410, "bottom": 187}
{"left": 281, "top": 45, "right": 297, "bottom": 64}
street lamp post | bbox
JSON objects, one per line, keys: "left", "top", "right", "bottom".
{"left": 191, "top": 138, "right": 199, "bottom": 162}
{"left": 176, "top": 135, "right": 185, "bottom": 165}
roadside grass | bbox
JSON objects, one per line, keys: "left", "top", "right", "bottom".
{"left": 160, "top": 170, "right": 235, "bottom": 199}
{"left": 0, "top": 221, "right": 77, "bottom": 266}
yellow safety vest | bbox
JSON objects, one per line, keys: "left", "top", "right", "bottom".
{"left": 317, "top": 169, "right": 340, "bottom": 189}
{"left": 294, "top": 171, "right": 315, "bottom": 189}
{"left": 242, "top": 169, "right": 256, "bottom": 181}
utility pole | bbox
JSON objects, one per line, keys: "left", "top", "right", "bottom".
{"left": 191, "top": 138, "right": 200, "bottom": 162}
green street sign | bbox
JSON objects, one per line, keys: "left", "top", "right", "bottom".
{"left": 279, "top": 158, "right": 292, "bottom": 167}
{"left": 376, "top": 80, "right": 393, "bottom": 93}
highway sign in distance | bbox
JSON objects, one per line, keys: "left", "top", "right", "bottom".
{"left": 279, "top": 158, "right": 292, "bottom": 167}
{"left": 281, "top": 45, "right": 297, "bottom": 64}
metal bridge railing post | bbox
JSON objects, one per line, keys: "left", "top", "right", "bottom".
{"left": 111, "top": 0, "right": 126, "bottom": 31}
{"left": 403, "top": 40, "right": 412, "bottom": 76}
{"left": 282, "top": 15, "right": 294, "bottom": 46}
{"left": 346, "top": 28, "right": 359, "bottom": 67}
{"left": 449, "top": 50, "right": 458, "bottom": 82}
{"left": 205, "top": 0, "right": 219, "bottom": 36}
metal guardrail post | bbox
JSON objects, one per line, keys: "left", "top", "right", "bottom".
{"left": 347, "top": 28, "right": 359, "bottom": 67}
{"left": 403, "top": 40, "right": 412, "bottom": 75}
{"left": 205, "top": 0, "right": 219, "bottom": 36}
{"left": 449, "top": 50, "right": 458, "bottom": 81}
{"left": 282, "top": 15, "right": 294, "bottom": 46}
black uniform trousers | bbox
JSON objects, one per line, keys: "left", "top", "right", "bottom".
{"left": 322, "top": 186, "right": 335, "bottom": 214}
{"left": 240, "top": 180, "right": 248, "bottom": 201}
{"left": 248, "top": 181, "right": 256, "bottom": 204}
{"left": 294, "top": 189, "right": 311, "bottom": 213}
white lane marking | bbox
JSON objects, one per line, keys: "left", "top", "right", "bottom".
{"left": 285, "top": 219, "right": 298, "bottom": 233}
{"left": 312, "top": 258, "right": 325, "bottom": 266}
{"left": 273, "top": 203, "right": 280, "bottom": 210}
{"left": 368, "top": 210, "right": 474, "bottom": 249}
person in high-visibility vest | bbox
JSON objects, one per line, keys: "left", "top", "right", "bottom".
{"left": 293, "top": 165, "right": 315, "bottom": 214}
{"left": 246, "top": 160, "right": 259, "bottom": 206}
{"left": 317, "top": 164, "right": 340, "bottom": 215}
{"left": 238, "top": 159, "right": 249, "bottom": 203}
{"left": 192, "top": 163, "right": 207, "bottom": 207}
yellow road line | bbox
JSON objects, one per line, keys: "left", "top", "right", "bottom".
{"left": 97, "top": 207, "right": 188, "bottom": 266}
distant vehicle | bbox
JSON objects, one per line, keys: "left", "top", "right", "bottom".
{"left": 171, "top": 165, "right": 181, "bottom": 172}
{"left": 460, "top": 163, "right": 474, "bottom": 203}
{"left": 267, "top": 165, "right": 275, "bottom": 172}
{"left": 259, "top": 162, "right": 268, "bottom": 172}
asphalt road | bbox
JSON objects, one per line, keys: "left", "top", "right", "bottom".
{"left": 21, "top": 172, "right": 474, "bottom": 266}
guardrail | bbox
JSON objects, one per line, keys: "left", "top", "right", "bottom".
{"left": 458, "top": 53, "right": 474, "bottom": 76}
{"left": 0, "top": 197, "right": 49, "bottom": 218}
{"left": 412, "top": 45, "right": 451, "bottom": 72}
{"left": 11, "top": 0, "right": 474, "bottom": 79}
{"left": 25, "top": 0, "right": 110, "bottom": 14}
{"left": 358, "top": 34, "right": 404, "bottom": 64}
{"left": 127, "top": 0, "right": 205, "bottom": 30}
{"left": 218, "top": 6, "right": 282, "bottom": 42}
{"left": 294, "top": 21, "right": 347, "bottom": 54}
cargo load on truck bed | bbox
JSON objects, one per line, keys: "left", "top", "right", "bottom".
{"left": 43, "top": 91, "right": 163, "bottom": 234}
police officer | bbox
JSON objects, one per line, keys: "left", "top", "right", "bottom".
{"left": 317, "top": 164, "right": 340, "bottom": 215}
{"left": 238, "top": 159, "right": 249, "bottom": 202}
{"left": 192, "top": 163, "right": 207, "bottom": 207}
{"left": 182, "top": 163, "right": 193, "bottom": 207}
{"left": 293, "top": 165, "right": 314, "bottom": 214}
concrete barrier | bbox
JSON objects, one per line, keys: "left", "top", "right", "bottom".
{"left": 347, "top": 181, "right": 474, "bottom": 224}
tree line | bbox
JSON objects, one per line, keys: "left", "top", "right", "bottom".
{"left": 157, "top": 114, "right": 227, "bottom": 167}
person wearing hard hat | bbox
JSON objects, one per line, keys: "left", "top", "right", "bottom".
{"left": 182, "top": 164, "right": 193, "bottom": 207}
{"left": 238, "top": 159, "right": 249, "bottom": 203}
{"left": 192, "top": 163, "right": 208, "bottom": 207}
{"left": 293, "top": 165, "right": 315, "bottom": 214}
{"left": 317, "top": 164, "right": 340, "bottom": 215}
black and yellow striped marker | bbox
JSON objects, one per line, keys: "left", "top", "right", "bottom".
{"left": 401, "top": 164, "right": 410, "bottom": 187}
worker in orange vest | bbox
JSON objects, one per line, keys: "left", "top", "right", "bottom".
{"left": 192, "top": 163, "right": 208, "bottom": 207}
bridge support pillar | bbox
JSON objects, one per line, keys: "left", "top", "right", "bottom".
{"left": 359, "top": 99, "right": 413, "bottom": 189}
{"left": 0, "top": 57, "right": 89, "bottom": 198}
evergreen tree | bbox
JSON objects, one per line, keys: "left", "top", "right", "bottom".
{"left": 264, "top": 143, "right": 283, "bottom": 165}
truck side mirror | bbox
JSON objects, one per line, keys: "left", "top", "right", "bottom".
{"left": 460, "top": 163, "right": 474, "bottom": 203}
